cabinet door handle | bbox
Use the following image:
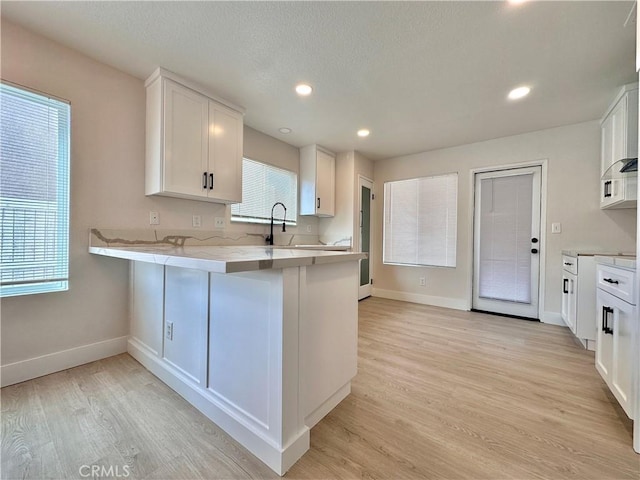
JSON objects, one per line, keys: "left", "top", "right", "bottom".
{"left": 203, "top": 172, "right": 208, "bottom": 189}
{"left": 602, "top": 306, "right": 614, "bottom": 335}
{"left": 563, "top": 278, "right": 568, "bottom": 294}
{"left": 317, "top": 197, "right": 321, "bottom": 209}
{"left": 209, "top": 173, "right": 214, "bottom": 190}
{"left": 604, "top": 180, "right": 612, "bottom": 198}
{"left": 603, "top": 277, "right": 619, "bottom": 285}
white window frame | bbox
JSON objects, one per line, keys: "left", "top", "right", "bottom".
{"left": 383, "top": 172, "right": 458, "bottom": 268}
{"left": 0, "top": 81, "right": 70, "bottom": 297}
{"left": 231, "top": 157, "right": 298, "bottom": 226}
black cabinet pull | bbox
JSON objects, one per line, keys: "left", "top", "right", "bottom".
{"left": 203, "top": 172, "right": 208, "bottom": 189}
{"left": 604, "top": 180, "right": 612, "bottom": 198}
{"left": 209, "top": 173, "right": 214, "bottom": 190}
{"left": 603, "top": 278, "right": 619, "bottom": 285}
{"left": 531, "top": 248, "right": 538, "bottom": 254}
{"left": 602, "top": 306, "right": 614, "bottom": 335}
{"left": 563, "top": 279, "right": 568, "bottom": 294}
{"left": 564, "top": 262, "right": 573, "bottom": 266}
{"left": 317, "top": 197, "right": 321, "bottom": 209}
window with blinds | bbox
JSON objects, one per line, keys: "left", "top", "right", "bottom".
{"left": 0, "top": 82, "right": 70, "bottom": 297}
{"left": 231, "top": 158, "right": 297, "bottom": 225}
{"left": 383, "top": 173, "right": 457, "bottom": 267}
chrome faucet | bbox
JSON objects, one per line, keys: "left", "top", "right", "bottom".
{"left": 266, "top": 202, "right": 286, "bottom": 246}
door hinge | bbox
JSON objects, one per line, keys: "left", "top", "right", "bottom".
{"left": 370, "top": 279, "right": 373, "bottom": 285}
{"left": 371, "top": 193, "right": 375, "bottom": 200}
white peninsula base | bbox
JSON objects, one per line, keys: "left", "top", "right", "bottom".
{"left": 127, "top": 259, "right": 359, "bottom": 475}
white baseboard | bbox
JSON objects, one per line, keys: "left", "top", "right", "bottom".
{"left": 372, "top": 288, "right": 469, "bottom": 311}
{"left": 541, "top": 311, "right": 567, "bottom": 327}
{"left": 1, "top": 336, "right": 128, "bottom": 387}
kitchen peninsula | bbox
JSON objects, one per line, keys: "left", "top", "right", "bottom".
{"left": 90, "top": 239, "right": 366, "bottom": 475}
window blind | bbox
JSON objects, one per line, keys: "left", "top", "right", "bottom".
{"left": 383, "top": 173, "right": 457, "bottom": 267}
{"left": 231, "top": 158, "right": 297, "bottom": 225}
{"left": 0, "top": 82, "right": 70, "bottom": 297}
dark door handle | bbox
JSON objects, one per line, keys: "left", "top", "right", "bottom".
{"left": 531, "top": 248, "right": 538, "bottom": 254}
{"left": 563, "top": 278, "right": 568, "bottom": 294}
{"left": 531, "top": 238, "right": 538, "bottom": 243}
{"left": 603, "top": 278, "right": 619, "bottom": 285}
{"left": 203, "top": 172, "right": 208, "bottom": 189}
{"left": 602, "top": 306, "right": 614, "bottom": 334}
{"left": 209, "top": 173, "right": 214, "bottom": 190}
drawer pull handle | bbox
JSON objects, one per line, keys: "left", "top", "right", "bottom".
{"left": 603, "top": 278, "right": 619, "bottom": 285}
{"left": 564, "top": 262, "right": 573, "bottom": 266}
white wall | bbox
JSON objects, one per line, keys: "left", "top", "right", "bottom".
{"left": 0, "top": 20, "right": 310, "bottom": 374}
{"left": 373, "top": 121, "right": 636, "bottom": 319}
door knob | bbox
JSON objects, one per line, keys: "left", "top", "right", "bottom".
{"left": 531, "top": 248, "right": 538, "bottom": 254}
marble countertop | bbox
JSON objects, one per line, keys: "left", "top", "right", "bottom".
{"left": 594, "top": 255, "right": 637, "bottom": 270}
{"left": 561, "top": 250, "right": 634, "bottom": 257}
{"left": 90, "top": 245, "right": 366, "bottom": 274}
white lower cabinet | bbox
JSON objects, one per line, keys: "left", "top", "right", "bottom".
{"left": 128, "top": 260, "right": 359, "bottom": 474}
{"left": 595, "top": 264, "right": 636, "bottom": 419}
{"left": 560, "top": 254, "right": 596, "bottom": 348}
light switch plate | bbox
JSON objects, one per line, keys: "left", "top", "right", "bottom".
{"left": 551, "top": 222, "right": 562, "bottom": 234}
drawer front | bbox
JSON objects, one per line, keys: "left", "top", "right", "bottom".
{"left": 597, "top": 264, "right": 635, "bottom": 305}
{"left": 562, "top": 255, "right": 578, "bottom": 275}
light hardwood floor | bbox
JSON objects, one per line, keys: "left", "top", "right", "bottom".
{"left": 2, "top": 297, "right": 638, "bottom": 479}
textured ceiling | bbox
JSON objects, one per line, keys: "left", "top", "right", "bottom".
{"left": 2, "top": 1, "right": 636, "bottom": 160}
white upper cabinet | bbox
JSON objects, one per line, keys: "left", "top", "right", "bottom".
{"left": 146, "top": 68, "right": 244, "bottom": 204}
{"left": 599, "top": 84, "right": 638, "bottom": 209}
{"left": 300, "top": 145, "right": 336, "bottom": 217}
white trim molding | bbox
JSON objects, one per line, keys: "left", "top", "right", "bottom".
{"left": 1, "top": 336, "right": 128, "bottom": 387}
{"left": 372, "top": 288, "right": 469, "bottom": 311}
{"left": 541, "top": 311, "right": 567, "bottom": 327}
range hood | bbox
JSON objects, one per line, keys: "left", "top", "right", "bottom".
{"left": 602, "top": 157, "right": 638, "bottom": 180}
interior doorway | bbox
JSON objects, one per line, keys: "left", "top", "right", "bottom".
{"left": 358, "top": 176, "right": 373, "bottom": 300}
{"left": 472, "top": 166, "right": 542, "bottom": 319}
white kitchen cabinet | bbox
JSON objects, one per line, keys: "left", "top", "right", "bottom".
{"left": 595, "top": 262, "right": 636, "bottom": 419}
{"left": 560, "top": 254, "right": 597, "bottom": 349}
{"left": 300, "top": 144, "right": 335, "bottom": 217}
{"left": 145, "top": 68, "right": 244, "bottom": 204}
{"left": 600, "top": 84, "right": 638, "bottom": 209}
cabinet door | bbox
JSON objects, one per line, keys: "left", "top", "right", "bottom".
{"left": 611, "top": 295, "right": 635, "bottom": 418}
{"left": 561, "top": 275, "right": 570, "bottom": 326}
{"left": 611, "top": 98, "right": 627, "bottom": 165}
{"left": 601, "top": 114, "right": 614, "bottom": 175}
{"left": 568, "top": 277, "right": 578, "bottom": 335}
{"left": 163, "top": 266, "right": 209, "bottom": 385}
{"left": 208, "top": 102, "right": 243, "bottom": 203}
{"left": 316, "top": 150, "right": 335, "bottom": 216}
{"left": 595, "top": 293, "right": 614, "bottom": 382}
{"left": 163, "top": 79, "right": 209, "bottom": 198}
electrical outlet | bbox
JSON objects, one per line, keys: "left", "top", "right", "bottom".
{"left": 306, "top": 225, "right": 312, "bottom": 233}
{"left": 192, "top": 215, "right": 202, "bottom": 228}
{"left": 551, "top": 222, "right": 562, "bottom": 234}
{"left": 214, "top": 217, "right": 225, "bottom": 229}
{"left": 419, "top": 277, "right": 426, "bottom": 286}
{"left": 165, "top": 321, "right": 173, "bottom": 340}
{"left": 149, "top": 211, "right": 160, "bottom": 225}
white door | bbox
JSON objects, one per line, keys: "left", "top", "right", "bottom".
{"left": 472, "top": 166, "right": 542, "bottom": 319}
{"left": 358, "top": 176, "right": 373, "bottom": 299}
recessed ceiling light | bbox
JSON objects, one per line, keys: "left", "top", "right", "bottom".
{"left": 278, "top": 127, "right": 292, "bottom": 134}
{"left": 357, "top": 129, "right": 370, "bottom": 137}
{"left": 295, "top": 84, "right": 313, "bottom": 96}
{"left": 508, "top": 86, "right": 531, "bottom": 100}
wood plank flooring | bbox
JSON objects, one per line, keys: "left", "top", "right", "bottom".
{"left": 2, "top": 297, "right": 638, "bottom": 479}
